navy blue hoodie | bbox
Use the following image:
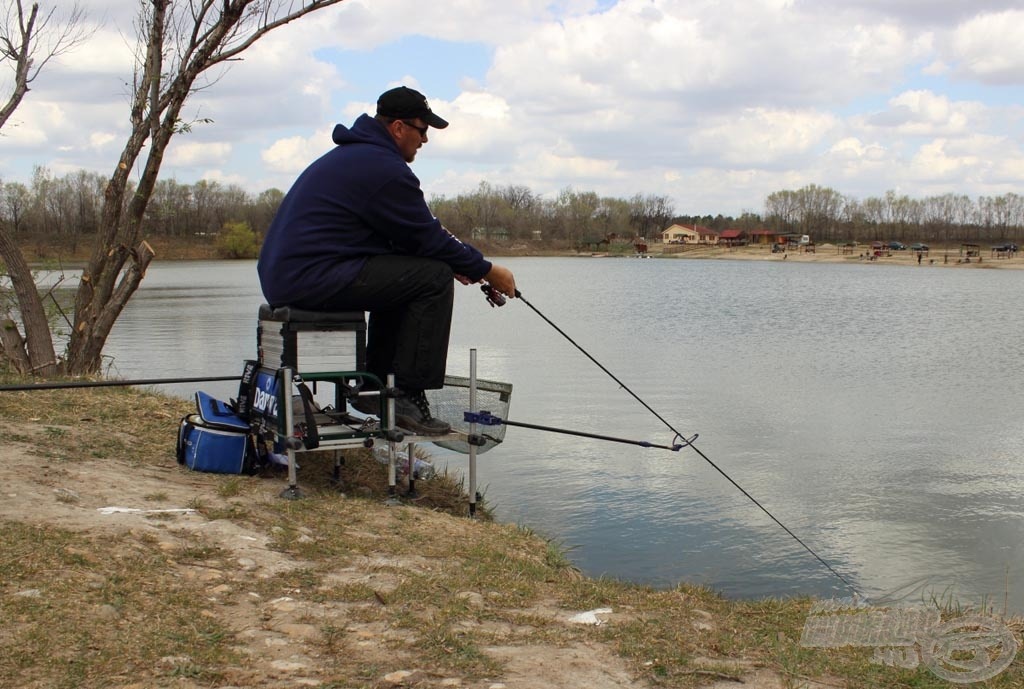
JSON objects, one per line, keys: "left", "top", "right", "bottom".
{"left": 258, "top": 114, "right": 491, "bottom": 307}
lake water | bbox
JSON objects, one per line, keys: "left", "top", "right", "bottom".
{"left": 104, "top": 257, "right": 1024, "bottom": 611}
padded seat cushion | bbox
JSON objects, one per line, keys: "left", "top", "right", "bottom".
{"left": 259, "top": 304, "right": 365, "bottom": 324}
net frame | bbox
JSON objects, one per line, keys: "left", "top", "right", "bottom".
{"left": 426, "top": 375, "right": 512, "bottom": 454}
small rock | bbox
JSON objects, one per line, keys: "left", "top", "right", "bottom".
{"left": 236, "top": 557, "right": 257, "bottom": 570}
{"left": 280, "top": 623, "right": 318, "bottom": 640}
{"left": 94, "top": 604, "right": 120, "bottom": 621}
{"left": 211, "top": 584, "right": 232, "bottom": 595}
{"left": 13, "top": 589, "right": 42, "bottom": 598}
{"left": 456, "top": 591, "right": 485, "bottom": 608}
{"left": 440, "top": 679, "right": 462, "bottom": 687}
{"left": 54, "top": 487, "right": 80, "bottom": 501}
{"left": 383, "top": 669, "right": 427, "bottom": 685}
{"left": 84, "top": 575, "right": 107, "bottom": 590}
{"left": 157, "top": 655, "right": 192, "bottom": 668}
{"left": 270, "top": 659, "right": 309, "bottom": 672}
{"left": 383, "top": 670, "right": 412, "bottom": 683}
{"left": 270, "top": 596, "right": 298, "bottom": 612}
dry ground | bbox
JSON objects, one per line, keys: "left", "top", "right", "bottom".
{"left": 2, "top": 388, "right": 1020, "bottom": 689}
{"left": 0, "top": 390, "right": 805, "bottom": 689}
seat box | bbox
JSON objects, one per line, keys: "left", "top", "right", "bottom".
{"left": 257, "top": 304, "right": 366, "bottom": 374}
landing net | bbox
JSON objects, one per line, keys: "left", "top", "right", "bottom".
{"left": 426, "top": 375, "right": 512, "bottom": 455}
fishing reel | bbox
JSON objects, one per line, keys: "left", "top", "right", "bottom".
{"left": 481, "top": 283, "right": 506, "bottom": 307}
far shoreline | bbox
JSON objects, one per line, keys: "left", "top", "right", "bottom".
{"left": 20, "top": 236, "right": 1024, "bottom": 270}
{"left": 570, "top": 242, "right": 1024, "bottom": 270}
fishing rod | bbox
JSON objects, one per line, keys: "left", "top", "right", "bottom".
{"left": 484, "top": 284, "right": 862, "bottom": 600}
{"left": 466, "top": 411, "right": 685, "bottom": 451}
{"left": 0, "top": 375, "right": 240, "bottom": 392}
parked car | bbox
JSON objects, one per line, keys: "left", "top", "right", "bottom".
{"left": 910, "top": 242, "right": 929, "bottom": 251}
{"left": 888, "top": 241, "right": 907, "bottom": 250}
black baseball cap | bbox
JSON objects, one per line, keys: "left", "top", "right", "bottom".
{"left": 376, "top": 86, "right": 449, "bottom": 129}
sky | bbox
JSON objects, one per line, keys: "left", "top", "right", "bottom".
{"left": 1, "top": 0, "right": 1022, "bottom": 217}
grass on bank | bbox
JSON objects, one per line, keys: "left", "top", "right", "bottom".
{"left": 1, "top": 385, "right": 1022, "bottom": 688}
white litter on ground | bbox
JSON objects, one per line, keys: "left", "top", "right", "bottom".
{"left": 568, "top": 607, "right": 613, "bottom": 625}
{"left": 97, "top": 506, "right": 197, "bottom": 515}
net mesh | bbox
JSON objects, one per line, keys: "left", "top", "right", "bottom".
{"left": 426, "top": 375, "right": 512, "bottom": 455}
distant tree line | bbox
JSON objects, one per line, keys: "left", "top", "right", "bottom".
{"left": 428, "top": 182, "right": 675, "bottom": 242}
{"left": 0, "top": 172, "right": 676, "bottom": 247}
{"left": 2, "top": 170, "right": 1021, "bottom": 252}
{"left": 762, "top": 184, "right": 1024, "bottom": 244}
{"left": 0, "top": 167, "right": 284, "bottom": 253}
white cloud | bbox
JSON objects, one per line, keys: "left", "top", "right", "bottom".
{"left": 196, "top": 169, "right": 251, "bottom": 188}
{"left": 909, "top": 138, "right": 980, "bottom": 181}
{"left": 528, "top": 149, "right": 625, "bottom": 182}
{"left": 261, "top": 128, "right": 333, "bottom": 174}
{"left": 948, "top": 10, "right": 1024, "bottom": 84}
{"left": 861, "top": 90, "right": 981, "bottom": 136}
{"left": 316, "top": 0, "right": 565, "bottom": 50}
{"left": 88, "top": 132, "right": 117, "bottom": 150}
{"left": 691, "top": 108, "right": 838, "bottom": 166}
{"left": 166, "top": 141, "right": 233, "bottom": 168}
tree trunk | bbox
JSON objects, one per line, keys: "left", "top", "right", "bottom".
{"left": 0, "top": 225, "right": 58, "bottom": 374}
{"left": 65, "top": 240, "right": 154, "bottom": 373}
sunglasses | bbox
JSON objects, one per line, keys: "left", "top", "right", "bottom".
{"left": 400, "top": 120, "right": 428, "bottom": 137}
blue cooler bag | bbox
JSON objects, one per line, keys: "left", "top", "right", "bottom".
{"left": 177, "top": 391, "right": 260, "bottom": 474}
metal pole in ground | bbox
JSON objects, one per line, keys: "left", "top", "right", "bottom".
{"left": 386, "top": 374, "right": 400, "bottom": 505}
{"left": 468, "top": 348, "right": 478, "bottom": 517}
{"left": 280, "top": 367, "right": 304, "bottom": 500}
{"left": 406, "top": 442, "right": 417, "bottom": 498}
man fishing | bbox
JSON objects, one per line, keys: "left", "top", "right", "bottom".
{"left": 258, "top": 86, "right": 516, "bottom": 435}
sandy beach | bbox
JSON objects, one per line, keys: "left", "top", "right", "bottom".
{"left": 653, "top": 242, "right": 1024, "bottom": 269}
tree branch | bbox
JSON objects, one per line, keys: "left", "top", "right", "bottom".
{"left": 0, "top": 1, "right": 91, "bottom": 130}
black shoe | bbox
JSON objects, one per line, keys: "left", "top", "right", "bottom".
{"left": 349, "top": 395, "right": 380, "bottom": 416}
{"left": 395, "top": 389, "right": 450, "bottom": 436}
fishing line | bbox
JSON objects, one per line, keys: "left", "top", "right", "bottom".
{"left": 512, "top": 288, "right": 862, "bottom": 599}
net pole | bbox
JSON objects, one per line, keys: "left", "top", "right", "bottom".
{"left": 468, "top": 349, "right": 478, "bottom": 517}
{"left": 386, "top": 374, "right": 398, "bottom": 500}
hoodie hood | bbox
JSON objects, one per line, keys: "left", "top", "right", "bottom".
{"left": 331, "top": 114, "right": 396, "bottom": 150}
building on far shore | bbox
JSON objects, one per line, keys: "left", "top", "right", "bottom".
{"left": 661, "top": 224, "right": 719, "bottom": 244}
{"left": 718, "top": 229, "right": 749, "bottom": 247}
{"left": 749, "top": 229, "right": 785, "bottom": 245}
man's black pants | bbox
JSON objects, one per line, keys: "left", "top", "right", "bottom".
{"left": 311, "top": 255, "right": 454, "bottom": 391}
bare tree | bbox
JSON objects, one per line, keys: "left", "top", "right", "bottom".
{"left": 0, "top": 0, "right": 348, "bottom": 376}
{"left": 0, "top": 0, "right": 87, "bottom": 129}
{"left": 0, "top": 1, "right": 87, "bottom": 374}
